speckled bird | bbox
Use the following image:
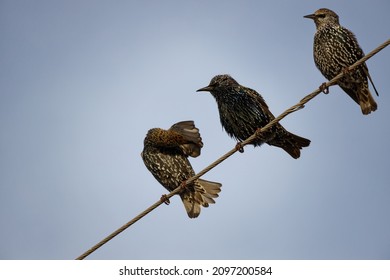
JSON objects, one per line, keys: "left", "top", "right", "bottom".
{"left": 141, "top": 120, "right": 221, "bottom": 218}
{"left": 304, "top": 8, "right": 379, "bottom": 115}
{"left": 197, "top": 75, "right": 310, "bottom": 159}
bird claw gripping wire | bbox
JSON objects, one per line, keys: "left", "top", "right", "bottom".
{"left": 255, "top": 128, "right": 269, "bottom": 143}
{"left": 160, "top": 194, "right": 170, "bottom": 205}
{"left": 342, "top": 66, "right": 351, "bottom": 75}
{"left": 179, "top": 180, "right": 189, "bottom": 191}
{"left": 341, "top": 66, "right": 356, "bottom": 83}
{"left": 319, "top": 82, "right": 329, "bottom": 94}
{"left": 235, "top": 142, "right": 244, "bottom": 153}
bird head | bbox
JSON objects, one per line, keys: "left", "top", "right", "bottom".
{"left": 196, "top": 74, "right": 239, "bottom": 94}
{"left": 304, "top": 8, "right": 340, "bottom": 29}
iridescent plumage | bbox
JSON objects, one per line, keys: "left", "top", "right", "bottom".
{"left": 197, "top": 75, "right": 310, "bottom": 159}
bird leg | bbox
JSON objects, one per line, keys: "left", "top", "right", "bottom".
{"left": 235, "top": 142, "right": 244, "bottom": 153}
{"left": 341, "top": 66, "right": 356, "bottom": 83}
{"left": 342, "top": 66, "right": 351, "bottom": 75}
{"left": 255, "top": 128, "right": 271, "bottom": 143}
{"left": 319, "top": 82, "right": 329, "bottom": 94}
{"left": 160, "top": 194, "right": 170, "bottom": 205}
{"left": 180, "top": 180, "right": 188, "bottom": 191}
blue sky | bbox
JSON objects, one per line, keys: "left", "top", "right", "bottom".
{"left": 1, "top": 0, "right": 389, "bottom": 259}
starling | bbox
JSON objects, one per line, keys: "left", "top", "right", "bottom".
{"left": 304, "top": 8, "right": 379, "bottom": 115}
{"left": 197, "top": 75, "right": 310, "bottom": 159}
{"left": 141, "top": 120, "right": 221, "bottom": 218}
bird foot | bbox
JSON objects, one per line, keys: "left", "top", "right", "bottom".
{"left": 341, "top": 66, "right": 355, "bottom": 82}
{"left": 319, "top": 82, "right": 329, "bottom": 94}
{"left": 255, "top": 128, "right": 268, "bottom": 142}
{"left": 235, "top": 142, "right": 244, "bottom": 153}
{"left": 342, "top": 66, "right": 351, "bottom": 75}
{"left": 160, "top": 194, "right": 170, "bottom": 205}
{"left": 180, "top": 181, "right": 188, "bottom": 191}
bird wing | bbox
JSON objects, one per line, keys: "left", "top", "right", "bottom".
{"left": 245, "top": 87, "right": 276, "bottom": 120}
{"left": 169, "top": 121, "right": 203, "bottom": 157}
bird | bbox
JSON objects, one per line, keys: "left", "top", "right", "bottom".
{"left": 304, "top": 8, "right": 379, "bottom": 115}
{"left": 197, "top": 75, "right": 310, "bottom": 159}
{"left": 141, "top": 120, "right": 221, "bottom": 218}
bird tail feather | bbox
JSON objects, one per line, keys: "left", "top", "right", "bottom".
{"left": 271, "top": 132, "right": 311, "bottom": 159}
{"left": 358, "top": 87, "right": 378, "bottom": 115}
{"left": 180, "top": 179, "right": 222, "bottom": 218}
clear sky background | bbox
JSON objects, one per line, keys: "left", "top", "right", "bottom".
{"left": 1, "top": 0, "right": 389, "bottom": 260}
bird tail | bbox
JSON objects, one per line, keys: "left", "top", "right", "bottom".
{"left": 339, "top": 69, "right": 378, "bottom": 115}
{"left": 358, "top": 86, "right": 378, "bottom": 115}
{"left": 180, "top": 179, "right": 222, "bottom": 218}
{"left": 271, "top": 131, "right": 311, "bottom": 159}
{"left": 360, "top": 64, "right": 379, "bottom": 114}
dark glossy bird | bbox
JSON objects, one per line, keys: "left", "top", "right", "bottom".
{"left": 141, "top": 120, "right": 221, "bottom": 218}
{"left": 304, "top": 8, "right": 379, "bottom": 115}
{"left": 197, "top": 75, "right": 310, "bottom": 159}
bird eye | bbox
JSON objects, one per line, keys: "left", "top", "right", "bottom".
{"left": 317, "top": 14, "right": 326, "bottom": 18}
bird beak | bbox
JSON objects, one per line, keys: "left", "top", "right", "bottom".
{"left": 303, "top": 13, "right": 316, "bottom": 20}
{"left": 196, "top": 86, "right": 213, "bottom": 92}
